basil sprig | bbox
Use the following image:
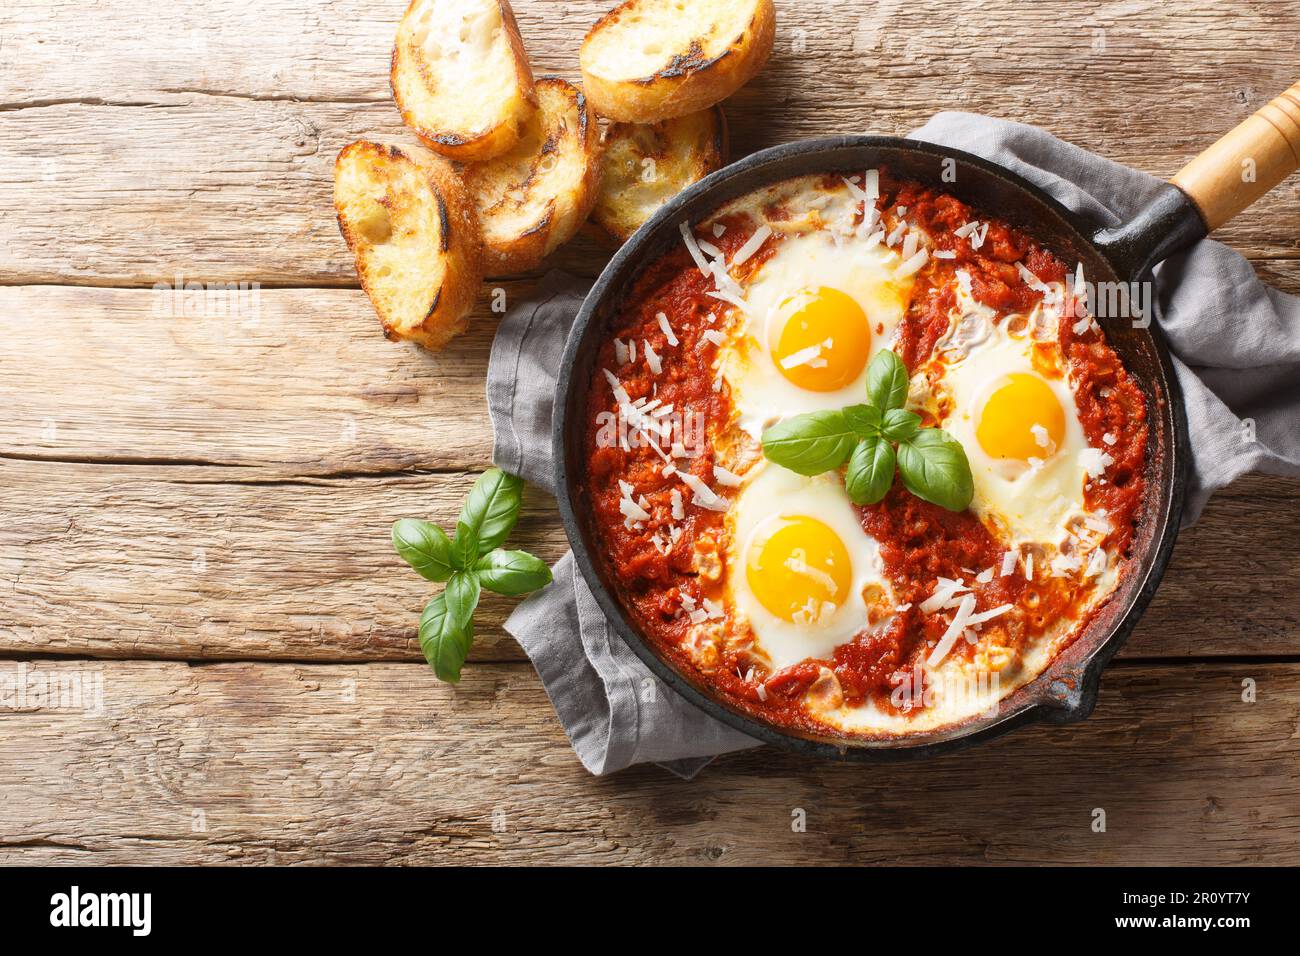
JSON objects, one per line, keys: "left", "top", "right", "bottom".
{"left": 760, "top": 349, "right": 975, "bottom": 511}
{"left": 393, "top": 468, "right": 552, "bottom": 682}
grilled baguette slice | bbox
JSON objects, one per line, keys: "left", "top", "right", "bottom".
{"left": 589, "top": 105, "right": 728, "bottom": 245}
{"left": 579, "top": 0, "right": 775, "bottom": 123}
{"left": 391, "top": 0, "right": 537, "bottom": 162}
{"left": 334, "top": 140, "right": 484, "bottom": 350}
{"left": 462, "top": 77, "right": 603, "bottom": 273}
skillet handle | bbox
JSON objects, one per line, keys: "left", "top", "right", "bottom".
{"left": 1171, "top": 80, "right": 1300, "bottom": 231}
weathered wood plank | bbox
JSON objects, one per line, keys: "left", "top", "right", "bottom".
{"left": 0, "top": 457, "right": 1296, "bottom": 663}
{"left": 1, "top": 0, "right": 1297, "bottom": 285}
{"left": 0, "top": 658, "right": 1294, "bottom": 865}
{"left": 0, "top": 284, "right": 518, "bottom": 474}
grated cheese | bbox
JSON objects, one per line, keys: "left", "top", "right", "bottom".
{"left": 897, "top": 248, "right": 930, "bottom": 278}
{"left": 731, "top": 225, "right": 772, "bottom": 267}
{"left": 1000, "top": 550, "right": 1018, "bottom": 577}
{"left": 712, "top": 465, "right": 743, "bottom": 487}
{"left": 656, "top": 312, "right": 679, "bottom": 346}
{"left": 679, "top": 221, "right": 710, "bottom": 275}
{"left": 678, "top": 471, "right": 728, "bottom": 512}
{"left": 927, "top": 594, "right": 978, "bottom": 667}
{"left": 1079, "top": 447, "right": 1115, "bottom": 478}
{"left": 920, "top": 577, "right": 969, "bottom": 615}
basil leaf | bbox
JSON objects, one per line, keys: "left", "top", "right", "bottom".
{"left": 457, "top": 468, "right": 524, "bottom": 558}
{"left": 842, "top": 403, "right": 882, "bottom": 438}
{"left": 760, "top": 410, "right": 859, "bottom": 476}
{"left": 880, "top": 407, "right": 922, "bottom": 443}
{"left": 896, "top": 428, "right": 975, "bottom": 512}
{"left": 418, "top": 593, "right": 475, "bottom": 683}
{"left": 475, "top": 550, "right": 553, "bottom": 596}
{"left": 451, "top": 519, "right": 480, "bottom": 570}
{"left": 866, "top": 349, "right": 909, "bottom": 411}
{"left": 391, "top": 519, "right": 456, "bottom": 582}
{"left": 445, "top": 569, "right": 482, "bottom": 624}
{"left": 844, "top": 435, "right": 896, "bottom": 506}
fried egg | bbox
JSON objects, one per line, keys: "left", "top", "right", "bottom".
{"left": 717, "top": 190, "right": 917, "bottom": 440}
{"left": 724, "top": 464, "right": 895, "bottom": 672}
{"left": 911, "top": 270, "right": 1116, "bottom": 580}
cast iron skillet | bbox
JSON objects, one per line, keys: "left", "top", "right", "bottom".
{"left": 553, "top": 82, "right": 1300, "bottom": 760}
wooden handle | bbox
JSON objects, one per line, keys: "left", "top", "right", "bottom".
{"left": 1171, "top": 81, "right": 1300, "bottom": 231}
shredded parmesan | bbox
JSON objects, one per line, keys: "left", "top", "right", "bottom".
{"left": 901, "top": 230, "right": 919, "bottom": 260}
{"left": 619, "top": 495, "right": 650, "bottom": 523}
{"left": 678, "top": 471, "right": 728, "bottom": 511}
{"left": 679, "top": 222, "right": 710, "bottom": 275}
{"left": 1085, "top": 547, "right": 1108, "bottom": 578}
{"left": 897, "top": 248, "right": 930, "bottom": 278}
{"left": 701, "top": 329, "right": 727, "bottom": 347}
{"left": 778, "top": 342, "right": 823, "bottom": 370}
{"left": 920, "top": 577, "right": 969, "bottom": 615}
{"left": 933, "top": 249, "right": 957, "bottom": 259}
{"left": 731, "top": 225, "right": 772, "bottom": 267}
{"left": 927, "top": 594, "right": 978, "bottom": 667}
{"left": 1079, "top": 447, "right": 1115, "bottom": 478}
{"left": 1000, "top": 551, "right": 1018, "bottom": 577}
{"left": 1017, "top": 262, "right": 1052, "bottom": 295}
{"left": 656, "top": 312, "right": 679, "bottom": 347}
{"left": 670, "top": 490, "right": 684, "bottom": 520}
{"left": 965, "top": 603, "right": 1012, "bottom": 634}
{"left": 712, "top": 465, "right": 743, "bottom": 487}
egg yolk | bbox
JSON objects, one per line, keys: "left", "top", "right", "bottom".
{"left": 772, "top": 287, "right": 872, "bottom": 392}
{"left": 976, "top": 373, "right": 1067, "bottom": 462}
{"left": 746, "top": 516, "right": 852, "bottom": 624}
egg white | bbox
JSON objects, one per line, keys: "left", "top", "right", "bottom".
{"left": 718, "top": 192, "right": 917, "bottom": 441}
{"left": 724, "top": 464, "right": 895, "bottom": 672}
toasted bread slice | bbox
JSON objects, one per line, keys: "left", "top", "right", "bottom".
{"left": 579, "top": 0, "right": 775, "bottom": 123}
{"left": 392, "top": 0, "right": 537, "bottom": 162}
{"left": 334, "top": 140, "right": 484, "bottom": 350}
{"left": 462, "top": 77, "right": 604, "bottom": 273}
{"left": 589, "top": 105, "right": 728, "bottom": 245}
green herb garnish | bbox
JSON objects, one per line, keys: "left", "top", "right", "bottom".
{"left": 760, "top": 349, "right": 975, "bottom": 511}
{"left": 392, "top": 468, "right": 552, "bottom": 682}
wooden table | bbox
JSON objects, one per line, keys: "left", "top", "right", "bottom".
{"left": 1, "top": 0, "right": 1297, "bottom": 866}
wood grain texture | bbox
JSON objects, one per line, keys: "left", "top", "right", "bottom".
{"left": 0, "top": 658, "right": 1295, "bottom": 865}
{"left": 1, "top": 0, "right": 1298, "bottom": 285}
{"left": 0, "top": 456, "right": 1296, "bottom": 663}
{"left": 1, "top": 0, "right": 1298, "bottom": 866}
{"left": 0, "top": 284, "right": 516, "bottom": 473}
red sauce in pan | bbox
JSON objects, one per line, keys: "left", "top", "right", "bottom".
{"left": 581, "top": 170, "right": 1148, "bottom": 737}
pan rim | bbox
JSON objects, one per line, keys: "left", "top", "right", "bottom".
{"left": 552, "top": 134, "right": 1189, "bottom": 761}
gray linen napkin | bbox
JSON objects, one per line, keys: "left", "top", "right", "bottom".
{"left": 487, "top": 115, "right": 1300, "bottom": 777}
